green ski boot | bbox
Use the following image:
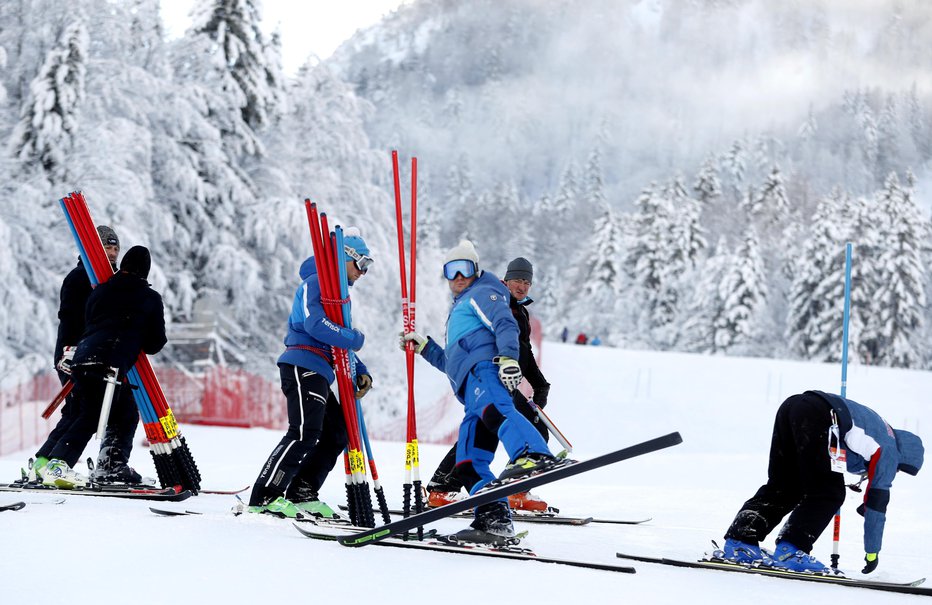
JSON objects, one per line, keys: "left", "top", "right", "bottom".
{"left": 247, "top": 496, "right": 303, "bottom": 519}
{"left": 294, "top": 499, "right": 337, "bottom": 519}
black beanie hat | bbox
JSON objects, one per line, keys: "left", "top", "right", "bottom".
{"left": 504, "top": 257, "right": 533, "bottom": 282}
{"left": 121, "top": 245, "right": 151, "bottom": 279}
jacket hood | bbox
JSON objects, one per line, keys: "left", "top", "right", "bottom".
{"left": 894, "top": 429, "right": 924, "bottom": 475}
{"left": 121, "top": 246, "right": 151, "bottom": 279}
{"left": 299, "top": 256, "right": 318, "bottom": 280}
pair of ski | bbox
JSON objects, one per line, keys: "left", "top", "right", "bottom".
{"left": 615, "top": 552, "right": 931, "bottom": 596}
{"left": 286, "top": 432, "right": 683, "bottom": 574}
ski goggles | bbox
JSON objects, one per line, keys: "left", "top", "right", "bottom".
{"left": 344, "top": 246, "right": 374, "bottom": 273}
{"left": 443, "top": 259, "right": 477, "bottom": 280}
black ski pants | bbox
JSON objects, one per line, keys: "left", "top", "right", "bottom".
{"left": 725, "top": 392, "right": 845, "bottom": 552}
{"left": 427, "top": 389, "right": 547, "bottom": 491}
{"left": 249, "top": 363, "right": 347, "bottom": 506}
{"left": 45, "top": 365, "right": 139, "bottom": 467}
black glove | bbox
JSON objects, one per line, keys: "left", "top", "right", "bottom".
{"left": 856, "top": 503, "right": 865, "bottom": 517}
{"left": 355, "top": 373, "right": 373, "bottom": 399}
{"left": 862, "top": 553, "right": 878, "bottom": 574}
{"left": 534, "top": 385, "right": 550, "bottom": 408}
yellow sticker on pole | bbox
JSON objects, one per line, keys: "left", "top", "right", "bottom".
{"left": 349, "top": 449, "right": 366, "bottom": 475}
{"left": 410, "top": 439, "right": 420, "bottom": 467}
{"left": 159, "top": 411, "right": 179, "bottom": 439}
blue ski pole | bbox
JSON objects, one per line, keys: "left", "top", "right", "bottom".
{"left": 831, "top": 242, "right": 853, "bottom": 570}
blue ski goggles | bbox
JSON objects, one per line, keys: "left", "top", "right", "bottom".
{"left": 344, "top": 246, "right": 374, "bottom": 273}
{"left": 443, "top": 259, "right": 477, "bottom": 280}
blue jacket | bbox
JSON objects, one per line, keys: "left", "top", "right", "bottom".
{"left": 421, "top": 270, "right": 519, "bottom": 400}
{"left": 277, "top": 257, "right": 366, "bottom": 384}
{"left": 812, "top": 391, "right": 925, "bottom": 554}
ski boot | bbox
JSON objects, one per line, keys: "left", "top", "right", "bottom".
{"left": 247, "top": 496, "right": 304, "bottom": 519}
{"left": 293, "top": 499, "right": 338, "bottom": 519}
{"left": 712, "top": 538, "right": 771, "bottom": 565}
{"left": 449, "top": 501, "right": 516, "bottom": 546}
{"left": 770, "top": 541, "right": 830, "bottom": 573}
{"left": 21, "top": 457, "right": 48, "bottom": 484}
{"left": 91, "top": 463, "right": 144, "bottom": 485}
{"left": 427, "top": 489, "right": 465, "bottom": 508}
{"left": 286, "top": 479, "right": 338, "bottom": 519}
{"left": 41, "top": 459, "right": 87, "bottom": 489}
{"left": 499, "top": 452, "right": 567, "bottom": 482}
{"left": 507, "top": 491, "right": 549, "bottom": 512}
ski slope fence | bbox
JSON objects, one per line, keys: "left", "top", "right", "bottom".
{"left": 0, "top": 365, "right": 459, "bottom": 455}
{"left": 1, "top": 318, "right": 544, "bottom": 455}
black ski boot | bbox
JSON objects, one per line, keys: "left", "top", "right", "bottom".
{"left": 92, "top": 446, "right": 144, "bottom": 485}
{"left": 450, "top": 501, "right": 517, "bottom": 545}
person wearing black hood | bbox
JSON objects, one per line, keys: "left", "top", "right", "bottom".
{"left": 40, "top": 246, "right": 167, "bottom": 489}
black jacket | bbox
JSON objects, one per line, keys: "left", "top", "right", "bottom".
{"left": 73, "top": 271, "right": 167, "bottom": 374}
{"left": 510, "top": 295, "right": 550, "bottom": 407}
{"left": 54, "top": 259, "right": 93, "bottom": 366}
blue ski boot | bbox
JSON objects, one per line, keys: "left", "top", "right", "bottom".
{"left": 713, "top": 538, "right": 770, "bottom": 565}
{"left": 771, "top": 541, "right": 830, "bottom": 573}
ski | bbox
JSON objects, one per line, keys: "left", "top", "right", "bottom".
{"left": 614, "top": 552, "right": 931, "bottom": 596}
{"left": 151, "top": 507, "right": 439, "bottom": 537}
{"left": 336, "top": 504, "right": 603, "bottom": 526}
{"left": 333, "top": 431, "right": 682, "bottom": 546}
{"left": 0, "top": 483, "right": 193, "bottom": 502}
{"left": 0, "top": 501, "right": 26, "bottom": 512}
{"left": 295, "top": 523, "right": 637, "bottom": 574}
{"left": 200, "top": 486, "right": 250, "bottom": 495}
{"left": 348, "top": 504, "right": 650, "bottom": 525}
{"left": 150, "top": 507, "right": 201, "bottom": 516}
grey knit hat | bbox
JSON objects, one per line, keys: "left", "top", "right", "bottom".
{"left": 504, "top": 257, "right": 533, "bottom": 282}
{"left": 97, "top": 225, "right": 119, "bottom": 248}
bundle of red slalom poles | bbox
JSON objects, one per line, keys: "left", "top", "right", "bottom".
{"left": 56, "top": 191, "right": 201, "bottom": 493}
{"left": 303, "top": 201, "right": 380, "bottom": 527}
{"left": 392, "top": 150, "right": 424, "bottom": 522}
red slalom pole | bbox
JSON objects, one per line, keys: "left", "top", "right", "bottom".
{"left": 41, "top": 380, "right": 74, "bottom": 419}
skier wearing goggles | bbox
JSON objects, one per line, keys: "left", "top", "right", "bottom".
{"left": 399, "top": 240, "right": 561, "bottom": 545}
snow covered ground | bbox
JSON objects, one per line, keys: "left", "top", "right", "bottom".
{"left": 1, "top": 342, "right": 930, "bottom": 604}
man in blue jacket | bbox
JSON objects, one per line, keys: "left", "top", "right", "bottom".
{"left": 248, "top": 229, "right": 372, "bottom": 519}
{"left": 717, "top": 390, "right": 924, "bottom": 574}
{"left": 402, "top": 240, "right": 561, "bottom": 543}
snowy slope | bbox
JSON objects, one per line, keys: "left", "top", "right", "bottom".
{"left": 1, "top": 343, "right": 930, "bottom": 605}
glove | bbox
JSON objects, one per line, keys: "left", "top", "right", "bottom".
{"left": 856, "top": 503, "right": 866, "bottom": 517}
{"left": 355, "top": 373, "right": 373, "bottom": 399}
{"left": 398, "top": 331, "right": 428, "bottom": 354}
{"left": 57, "top": 346, "right": 76, "bottom": 375}
{"left": 862, "top": 552, "right": 879, "bottom": 574}
{"left": 534, "top": 385, "right": 550, "bottom": 408}
{"left": 493, "top": 356, "right": 522, "bottom": 392}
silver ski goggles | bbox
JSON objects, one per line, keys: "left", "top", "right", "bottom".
{"left": 345, "top": 246, "right": 374, "bottom": 273}
{"left": 443, "top": 259, "right": 477, "bottom": 280}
